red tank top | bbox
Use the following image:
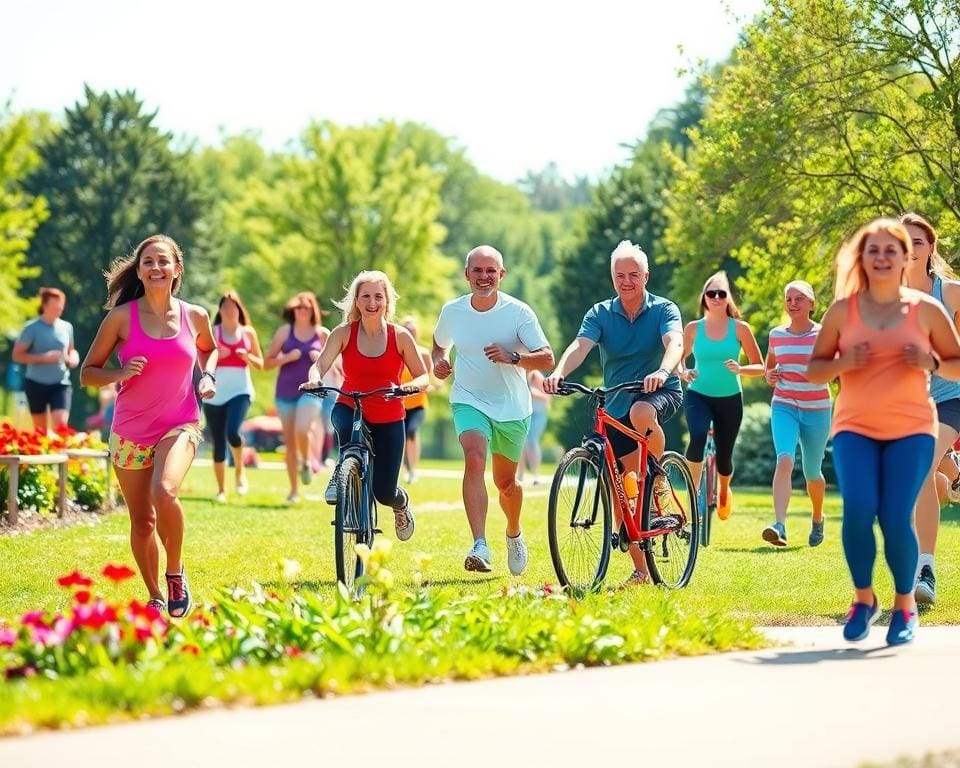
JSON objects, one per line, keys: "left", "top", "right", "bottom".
{"left": 338, "top": 322, "right": 405, "bottom": 423}
{"left": 215, "top": 325, "right": 250, "bottom": 368}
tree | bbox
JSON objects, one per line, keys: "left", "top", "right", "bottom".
{"left": 24, "top": 86, "right": 205, "bottom": 371}
{"left": 222, "top": 121, "right": 454, "bottom": 330}
{"left": 665, "top": 0, "right": 960, "bottom": 330}
{"left": 0, "top": 109, "right": 47, "bottom": 336}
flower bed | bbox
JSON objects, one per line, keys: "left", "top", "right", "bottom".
{"left": 0, "top": 541, "right": 766, "bottom": 733}
{"left": 0, "top": 424, "right": 109, "bottom": 515}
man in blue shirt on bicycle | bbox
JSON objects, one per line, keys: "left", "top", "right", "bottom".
{"left": 544, "top": 240, "right": 684, "bottom": 583}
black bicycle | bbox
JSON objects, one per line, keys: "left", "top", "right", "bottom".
{"left": 301, "top": 383, "right": 409, "bottom": 595}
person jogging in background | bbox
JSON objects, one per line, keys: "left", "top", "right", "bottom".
{"left": 433, "top": 245, "right": 553, "bottom": 576}
{"left": 761, "top": 280, "right": 832, "bottom": 548}
{"left": 807, "top": 218, "right": 960, "bottom": 646}
{"left": 13, "top": 287, "right": 79, "bottom": 432}
{"left": 679, "top": 271, "right": 764, "bottom": 524}
{"left": 80, "top": 234, "right": 217, "bottom": 618}
{"left": 204, "top": 291, "right": 263, "bottom": 503}
{"left": 901, "top": 212, "right": 960, "bottom": 606}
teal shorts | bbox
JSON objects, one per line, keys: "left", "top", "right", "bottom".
{"left": 451, "top": 403, "right": 531, "bottom": 463}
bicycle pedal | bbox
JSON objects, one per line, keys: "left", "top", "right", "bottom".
{"left": 373, "top": 528, "right": 383, "bottom": 535}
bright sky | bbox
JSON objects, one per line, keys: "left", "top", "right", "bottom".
{"left": 3, "top": 0, "right": 765, "bottom": 184}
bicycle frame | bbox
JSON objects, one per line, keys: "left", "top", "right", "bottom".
{"left": 559, "top": 380, "right": 687, "bottom": 545}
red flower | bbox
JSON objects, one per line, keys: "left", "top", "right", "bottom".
{"left": 20, "top": 611, "right": 47, "bottom": 627}
{"left": 57, "top": 570, "right": 94, "bottom": 588}
{"left": 74, "top": 590, "right": 92, "bottom": 605}
{"left": 180, "top": 643, "right": 200, "bottom": 655}
{"left": 102, "top": 563, "right": 136, "bottom": 582}
{"left": 134, "top": 625, "right": 154, "bottom": 642}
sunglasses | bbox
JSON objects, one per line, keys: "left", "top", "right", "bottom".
{"left": 704, "top": 289, "right": 728, "bottom": 300}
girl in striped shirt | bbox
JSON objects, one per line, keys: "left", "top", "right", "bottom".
{"left": 761, "top": 280, "right": 832, "bottom": 548}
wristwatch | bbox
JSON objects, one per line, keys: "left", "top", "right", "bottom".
{"left": 510, "top": 351, "right": 522, "bottom": 365}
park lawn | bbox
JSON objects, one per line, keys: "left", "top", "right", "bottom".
{"left": 2, "top": 458, "right": 959, "bottom": 625}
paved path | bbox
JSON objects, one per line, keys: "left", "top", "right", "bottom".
{"left": 2, "top": 627, "right": 957, "bottom": 767}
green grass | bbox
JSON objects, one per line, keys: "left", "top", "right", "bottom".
{"left": 3, "top": 459, "right": 959, "bottom": 624}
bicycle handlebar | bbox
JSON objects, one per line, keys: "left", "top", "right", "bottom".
{"left": 553, "top": 380, "right": 647, "bottom": 398}
{"left": 298, "top": 383, "right": 415, "bottom": 400}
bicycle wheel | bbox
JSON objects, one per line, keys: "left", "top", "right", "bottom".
{"left": 698, "top": 470, "right": 711, "bottom": 548}
{"left": 644, "top": 451, "right": 699, "bottom": 589}
{"left": 334, "top": 456, "right": 365, "bottom": 592}
{"left": 547, "top": 447, "right": 612, "bottom": 597}
{"left": 702, "top": 452, "right": 716, "bottom": 546}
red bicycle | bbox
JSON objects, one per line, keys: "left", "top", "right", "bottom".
{"left": 547, "top": 380, "right": 699, "bottom": 595}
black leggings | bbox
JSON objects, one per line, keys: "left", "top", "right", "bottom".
{"left": 203, "top": 395, "right": 252, "bottom": 463}
{"left": 683, "top": 390, "right": 743, "bottom": 476}
{"left": 331, "top": 403, "right": 405, "bottom": 508}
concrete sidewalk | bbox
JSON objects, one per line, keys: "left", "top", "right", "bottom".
{"left": 2, "top": 626, "right": 957, "bottom": 768}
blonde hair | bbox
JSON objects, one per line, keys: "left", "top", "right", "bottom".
{"left": 698, "top": 271, "right": 741, "bottom": 318}
{"left": 900, "top": 212, "right": 956, "bottom": 279}
{"left": 334, "top": 271, "right": 399, "bottom": 324}
{"left": 834, "top": 218, "right": 912, "bottom": 300}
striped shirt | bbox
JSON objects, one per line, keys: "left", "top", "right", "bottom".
{"left": 768, "top": 324, "right": 832, "bottom": 411}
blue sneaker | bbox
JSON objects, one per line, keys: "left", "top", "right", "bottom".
{"left": 886, "top": 609, "right": 918, "bottom": 646}
{"left": 166, "top": 567, "right": 192, "bottom": 618}
{"left": 843, "top": 600, "right": 879, "bottom": 642}
{"left": 762, "top": 521, "right": 787, "bottom": 547}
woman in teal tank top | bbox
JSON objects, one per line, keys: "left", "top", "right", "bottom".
{"left": 680, "top": 271, "right": 764, "bottom": 521}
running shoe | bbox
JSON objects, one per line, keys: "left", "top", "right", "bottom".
{"left": 886, "top": 609, "right": 918, "bottom": 646}
{"left": 464, "top": 539, "right": 492, "bottom": 572}
{"left": 324, "top": 470, "right": 339, "bottom": 505}
{"left": 392, "top": 488, "right": 415, "bottom": 542}
{"left": 214, "top": 492, "right": 227, "bottom": 504}
{"left": 300, "top": 461, "right": 313, "bottom": 486}
{"left": 762, "top": 521, "right": 787, "bottom": 547}
{"left": 843, "top": 599, "right": 879, "bottom": 642}
{"left": 506, "top": 531, "right": 527, "bottom": 576}
{"left": 717, "top": 488, "right": 733, "bottom": 520}
{"left": 166, "top": 567, "right": 192, "bottom": 619}
{"left": 622, "top": 569, "right": 650, "bottom": 587}
{"left": 808, "top": 519, "right": 824, "bottom": 547}
{"left": 915, "top": 565, "right": 936, "bottom": 606}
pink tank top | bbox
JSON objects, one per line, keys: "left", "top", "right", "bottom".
{"left": 113, "top": 299, "right": 200, "bottom": 445}
{"left": 832, "top": 293, "right": 936, "bottom": 440}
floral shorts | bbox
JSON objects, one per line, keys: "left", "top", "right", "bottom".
{"left": 109, "top": 424, "right": 203, "bottom": 470}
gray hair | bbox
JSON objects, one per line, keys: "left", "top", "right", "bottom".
{"left": 610, "top": 240, "right": 649, "bottom": 272}
{"left": 465, "top": 245, "right": 504, "bottom": 269}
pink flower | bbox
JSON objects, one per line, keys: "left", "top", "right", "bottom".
{"left": 0, "top": 627, "right": 17, "bottom": 647}
{"left": 57, "top": 570, "right": 94, "bottom": 588}
{"left": 20, "top": 611, "right": 47, "bottom": 628}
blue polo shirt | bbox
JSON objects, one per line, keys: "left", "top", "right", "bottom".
{"left": 578, "top": 292, "right": 682, "bottom": 419}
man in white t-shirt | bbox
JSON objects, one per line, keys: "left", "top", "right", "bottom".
{"left": 433, "top": 245, "right": 554, "bottom": 575}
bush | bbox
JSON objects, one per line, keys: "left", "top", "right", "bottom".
{"left": 0, "top": 465, "right": 57, "bottom": 514}
{"left": 68, "top": 464, "right": 108, "bottom": 510}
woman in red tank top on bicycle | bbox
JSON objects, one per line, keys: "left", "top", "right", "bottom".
{"left": 309, "top": 270, "right": 428, "bottom": 542}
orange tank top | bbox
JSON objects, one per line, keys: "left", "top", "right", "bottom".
{"left": 400, "top": 348, "right": 428, "bottom": 410}
{"left": 831, "top": 292, "right": 936, "bottom": 440}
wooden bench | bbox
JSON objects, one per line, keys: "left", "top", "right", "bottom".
{"left": 0, "top": 454, "right": 69, "bottom": 525}
{"left": 0, "top": 449, "right": 114, "bottom": 525}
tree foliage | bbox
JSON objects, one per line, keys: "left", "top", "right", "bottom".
{"left": 665, "top": 0, "right": 960, "bottom": 330}
{"left": 24, "top": 85, "right": 205, "bottom": 360}
{"left": 221, "top": 121, "right": 453, "bottom": 331}
{"left": 0, "top": 109, "right": 47, "bottom": 335}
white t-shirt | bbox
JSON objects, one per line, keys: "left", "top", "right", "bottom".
{"left": 434, "top": 292, "right": 549, "bottom": 422}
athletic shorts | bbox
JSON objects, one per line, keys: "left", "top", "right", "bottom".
{"left": 275, "top": 393, "right": 324, "bottom": 419}
{"left": 110, "top": 424, "right": 203, "bottom": 470}
{"left": 405, "top": 406, "right": 427, "bottom": 439}
{"left": 451, "top": 403, "right": 530, "bottom": 463}
{"left": 936, "top": 398, "right": 960, "bottom": 433}
{"left": 23, "top": 379, "right": 72, "bottom": 415}
{"left": 606, "top": 388, "right": 683, "bottom": 459}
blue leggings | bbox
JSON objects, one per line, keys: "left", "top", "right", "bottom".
{"left": 832, "top": 431, "right": 933, "bottom": 595}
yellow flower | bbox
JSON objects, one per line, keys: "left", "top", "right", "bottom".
{"left": 354, "top": 543, "right": 371, "bottom": 564}
{"left": 413, "top": 552, "right": 433, "bottom": 572}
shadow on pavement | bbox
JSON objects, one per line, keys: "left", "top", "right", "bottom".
{"left": 736, "top": 646, "right": 897, "bottom": 666}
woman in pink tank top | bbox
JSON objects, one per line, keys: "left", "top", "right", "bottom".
{"left": 808, "top": 218, "right": 960, "bottom": 646}
{"left": 80, "top": 234, "right": 218, "bottom": 619}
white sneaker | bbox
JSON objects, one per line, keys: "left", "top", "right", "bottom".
{"left": 214, "top": 492, "right": 227, "bottom": 504}
{"left": 300, "top": 462, "right": 313, "bottom": 486}
{"left": 464, "top": 539, "right": 492, "bottom": 572}
{"left": 506, "top": 531, "right": 528, "bottom": 576}
{"left": 324, "top": 472, "right": 338, "bottom": 505}
{"left": 236, "top": 477, "right": 248, "bottom": 496}
{"left": 393, "top": 488, "right": 415, "bottom": 542}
